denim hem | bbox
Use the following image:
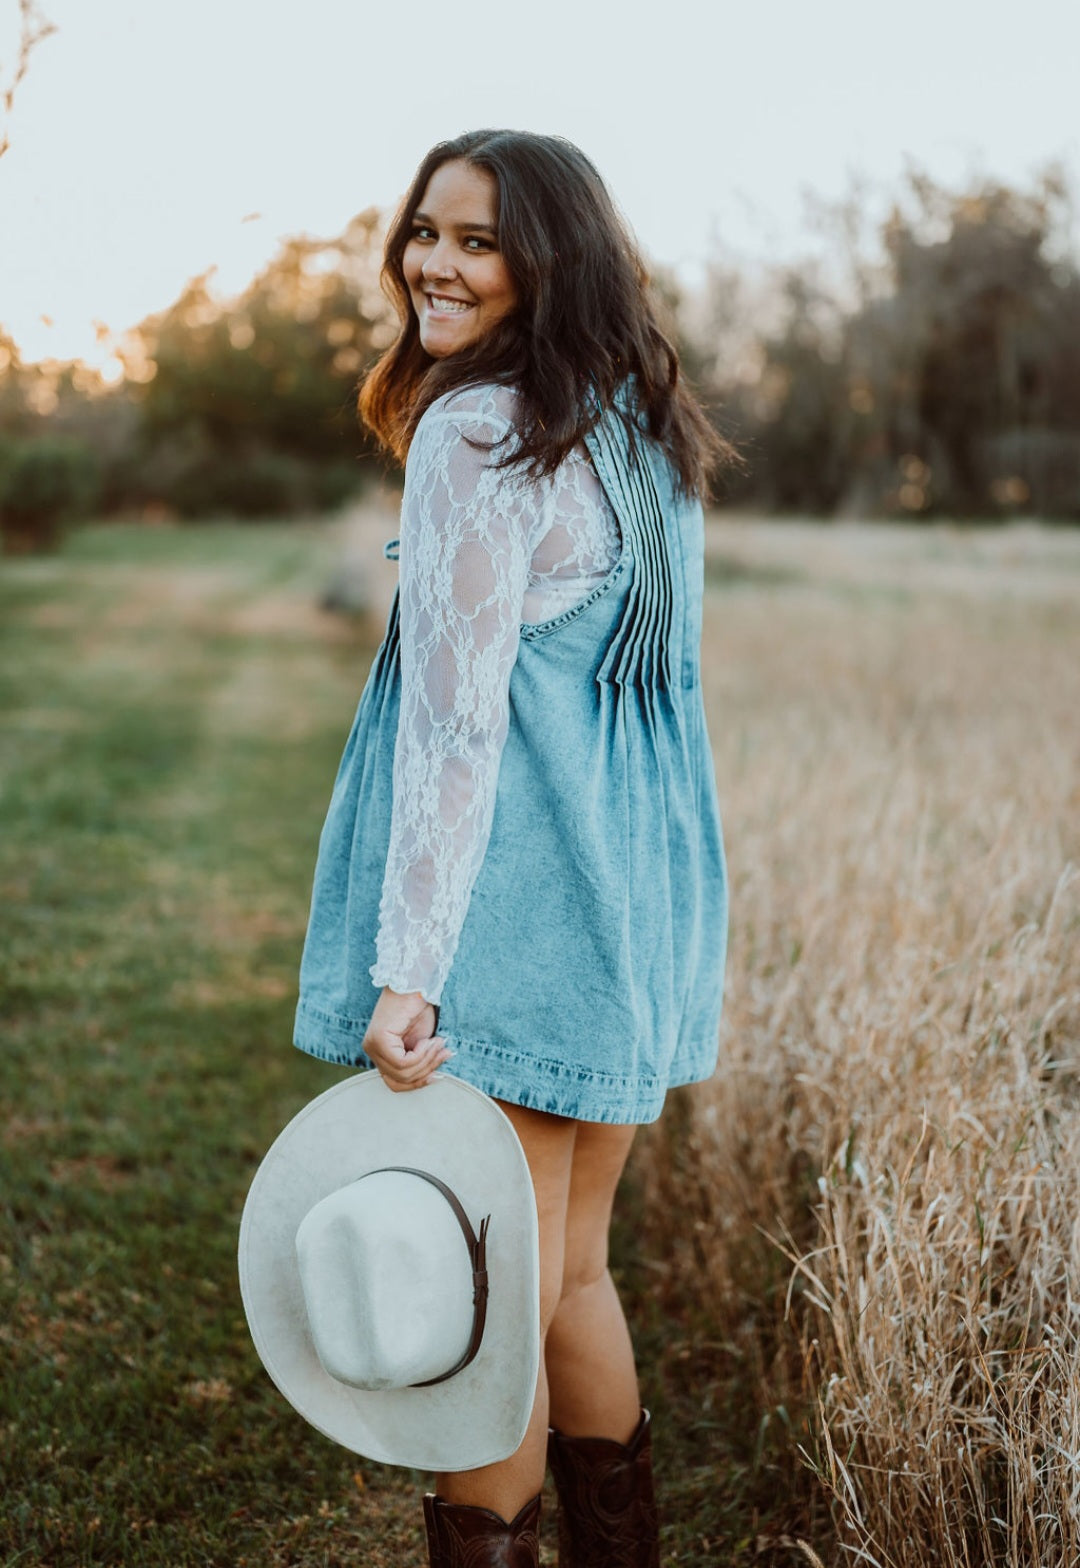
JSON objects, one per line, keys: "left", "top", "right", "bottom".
{"left": 293, "top": 999, "right": 719, "bottom": 1127}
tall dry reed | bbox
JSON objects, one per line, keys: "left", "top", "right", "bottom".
{"left": 641, "top": 526, "right": 1080, "bottom": 1565}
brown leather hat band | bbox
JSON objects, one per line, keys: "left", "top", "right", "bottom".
{"left": 365, "top": 1165, "right": 491, "bottom": 1388}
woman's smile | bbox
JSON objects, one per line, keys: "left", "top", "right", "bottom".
{"left": 402, "top": 159, "right": 518, "bottom": 357}
{"left": 424, "top": 293, "right": 475, "bottom": 316}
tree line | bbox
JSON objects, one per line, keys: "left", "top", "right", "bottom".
{"left": 2, "top": 164, "right": 1079, "bottom": 551}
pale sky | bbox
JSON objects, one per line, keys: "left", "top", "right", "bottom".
{"left": 2, "top": 0, "right": 1078, "bottom": 369}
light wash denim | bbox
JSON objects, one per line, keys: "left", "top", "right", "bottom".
{"left": 294, "top": 399, "right": 728, "bottom": 1124}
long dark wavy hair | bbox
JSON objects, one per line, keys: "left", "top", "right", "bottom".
{"left": 359, "top": 129, "right": 741, "bottom": 498}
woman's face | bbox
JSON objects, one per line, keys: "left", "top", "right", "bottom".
{"left": 402, "top": 159, "right": 519, "bottom": 358}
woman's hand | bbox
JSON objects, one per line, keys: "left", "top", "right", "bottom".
{"left": 362, "top": 986, "right": 452, "bottom": 1093}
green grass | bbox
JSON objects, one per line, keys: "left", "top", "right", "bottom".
{"left": 0, "top": 521, "right": 818, "bottom": 1567}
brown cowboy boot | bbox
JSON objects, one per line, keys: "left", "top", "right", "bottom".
{"left": 423, "top": 1491, "right": 541, "bottom": 1567}
{"left": 546, "top": 1408, "right": 660, "bottom": 1568}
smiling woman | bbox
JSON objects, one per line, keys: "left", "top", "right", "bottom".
{"left": 404, "top": 162, "right": 519, "bottom": 358}
{"left": 291, "top": 128, "right": 740, "bottom": 1568}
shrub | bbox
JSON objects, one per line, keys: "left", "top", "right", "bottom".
{"left": 0, "top": 435, "right": 102, "bottom": 553}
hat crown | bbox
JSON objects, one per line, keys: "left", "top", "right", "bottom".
{"left": 295, "top": 1169, "right": 475, "bottom": 1390}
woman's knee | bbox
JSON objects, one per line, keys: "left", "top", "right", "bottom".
{"left": 557, "top": 1247, "right": 609, "bottom": 1309}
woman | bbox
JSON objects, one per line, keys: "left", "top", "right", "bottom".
{"left": 294, "top": 129, "right": 737, "bottom": 1568}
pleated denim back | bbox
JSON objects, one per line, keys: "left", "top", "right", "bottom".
{"left": 294, "top": 400, "right": 728, "bottom": 1125}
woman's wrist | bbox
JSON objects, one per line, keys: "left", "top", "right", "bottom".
{"left": 381, "top": 985, "right": 440, "bottom": 1030}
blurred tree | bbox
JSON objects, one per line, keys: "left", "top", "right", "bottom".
{"left": 0, "top": 336, "right": 140, "bottom": 548}
{"left": 0, "top": 0, "right": 55, "bottom": 159}
{"left": 123, "top": 211, "right": 391, "bottom": 517}
{"left": 0, "top": 328, "right": 29, "bottom": 429}
{"left": 737, "top": 267, "right": 848, "bottom": 513}
{"left": 851, "top": 165, "right": 1080, "bottom": 517}
{"left": 689, "top": 162, "right": 1080, "bottom": 519}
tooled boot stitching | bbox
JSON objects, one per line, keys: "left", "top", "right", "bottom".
{"left": 547, "top": 1409, "right": 659, "bottom": 1568}
{"left": 423, "top": 1491, "right": 541, "bottom": 1568}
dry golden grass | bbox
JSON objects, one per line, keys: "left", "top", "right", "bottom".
{"left": 640, "top": 518, "right": 1080, "bottom": 1565}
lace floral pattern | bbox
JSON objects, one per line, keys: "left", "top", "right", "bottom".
{"left": 370, "top": 383, "right": 621, "bottom": 1004}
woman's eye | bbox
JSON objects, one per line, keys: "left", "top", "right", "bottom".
{"left": 411, "top": 225, "right": 435, "bottom": 242}
{"left": 464, "top": 236, "right": 493, "bottom": 251}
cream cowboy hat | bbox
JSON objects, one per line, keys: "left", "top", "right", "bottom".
{"left": 238, "top": 1073, "right": 540, "bottom": 1471}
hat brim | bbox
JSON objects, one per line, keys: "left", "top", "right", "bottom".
{"left": 238, "top": 1073, "right": 540, "bottom": 1470}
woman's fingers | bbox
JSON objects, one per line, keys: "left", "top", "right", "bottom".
{"left": 360, "top": 987, "right": 452, "bottom": 1092}
{"left": 400, "top": 1004, "right": 438, "bottom": 1048}
{"left": 366, "top": 1030, "right": 451, "bottom": 1092}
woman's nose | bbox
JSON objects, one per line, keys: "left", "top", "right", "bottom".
{"left": 422, "top": 241, "right": 457, "bottom": 280}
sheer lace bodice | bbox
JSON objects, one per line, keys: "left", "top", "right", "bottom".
{"left": 369, "top": 383, "right": 621, "bottom": 1005}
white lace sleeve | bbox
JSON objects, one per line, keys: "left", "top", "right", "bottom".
{"left": 370, "top": 386, "right": 551, "bottom": 1006}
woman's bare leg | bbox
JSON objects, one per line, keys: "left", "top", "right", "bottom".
{"left": 545, "top": 1120, "right": 640, "bottom": 1440}
{"left": 434, "top": 1101, "right": 577, "bottom": 1521}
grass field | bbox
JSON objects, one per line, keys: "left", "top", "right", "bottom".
{"left": 2, "top": 509, "right": 1077, "bottom": 1566}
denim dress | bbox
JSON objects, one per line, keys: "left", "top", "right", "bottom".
{"left": 293, "top": 396, "right": 728, "bottom": 1125}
